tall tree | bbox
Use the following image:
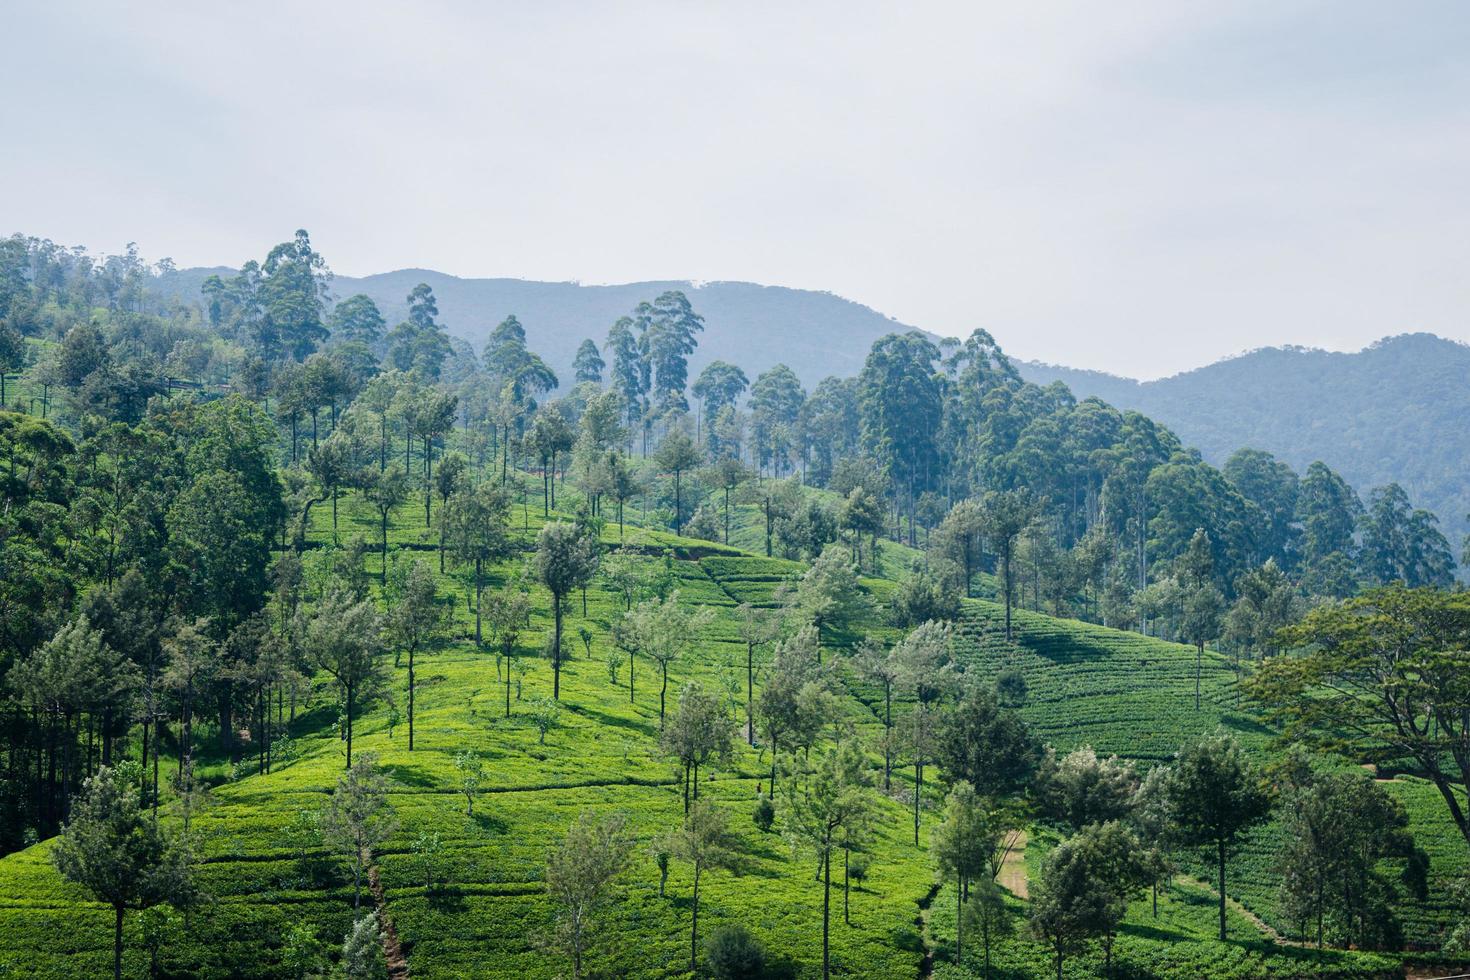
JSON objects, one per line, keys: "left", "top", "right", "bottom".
{"left": 1162, "top": 732, "right": 1272, "bottom": 941}
{"left": 858, "top": 332, "right": 943, "bottom": 546}
{"left": 664, "top": 800, "right": 742, "bottom": 974}
{"left": 327, "top": 294, "right": 386, "bottom": 345}
{"left": 543, "top": 813, "right": 633, "bottom": 980}
{"left": 691, "top": 360, "right": 749, "bottom": 453}
{"left": 635, "top": 291, "right": 704, "bottom": 415}
{"left": 307, "top": 588, "right": 388, "bottom": 767}
{"left": 320, "top": 753, "right": 396, "bottom": 911}
{"left": 388, "top": 559, "right": 443, "bottom": 751}
{"left": 535, "top": 522, "right": 600, "bottom": 699}
{"left": 572, "top": 338, "right": 605, "bottom": 384}
{"left": 259, "top": 229, "right": 331, "bottom": 361}
{"left": 654, "top": 427, "right": 703, "bottom": 536}
{"left": 444, "top": 481, "right": 512, "bottom": 644}
{"left": 52, "top": 765, "right": 195, "bottom": 980}
{"left": 977, "top": 490, "right": 1039, "bottom": 640}
{"left": 784, "top": 741, "right": 874, "bottom": 980}
{"left": 1254, "top": 586, "right": 1470, "bottom": 851}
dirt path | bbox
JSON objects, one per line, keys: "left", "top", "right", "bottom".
{"left": 997, "top": 829, "right": 1029, "bottom": 899}
{"left": 367, "top": 858, "right": 410, "bottom": 979}
{"left": 1178, "top": 873, "right": 1288, "bottom": 944}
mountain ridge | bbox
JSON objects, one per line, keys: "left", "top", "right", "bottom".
{"left": 1018, "top": 332, "right": 1470, "bottom": 549}
{"left": 156, "top": 267, "right": 922, "bottom": 390}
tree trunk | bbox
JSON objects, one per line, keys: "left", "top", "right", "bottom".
{"left": 822, "top": 844, "right": 832, "bottom": 980}
{"left": 1218, "top": 838, "right": 1227, "bottom": 941}
{"left": 746, "top": 641, "right": 755, "bottom": 746}
{"left": 659, "top": 662, "right": 668, "bottom": 727}
{"left": 475, "top": 558, "right": 484, "bottom": 647}
{"left": 956, "top": 872, "right": 963, "bottom": 964}
{"left": 408, "top": 647, "right": 416, "bottom": 751}
{"left": 345, "top": 684, "right": 355, "bottom": 769}
{"left": 552, "top": 596, "right": 563, "bottom": 699}
{"left": 113, "top": 904, "right": 124, "bottom": 980}
{"left": 691, "top": 862, "right": 702, "bottom": 974}
{"left": 1196, "top": 641, "right": 1203, "bottom": 711}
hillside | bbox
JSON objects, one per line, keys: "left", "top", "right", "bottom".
{"left": 154, "top": 268, "right": 919, "bottom": 390}
{"left": 1021, "top": 333, "right": 1470, "bottom": 548}
{"left": 0, "top": 476, "right": 1415, "bottom": 979}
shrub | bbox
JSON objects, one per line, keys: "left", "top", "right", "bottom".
{"left": 705, "top": 924, "right": 764, "bottom": 980}
{"left": 995, "top": 666, "right": 1028, "bottom": 707}
{"left": 752, "top": 794, "right": 775, "bottom": 832}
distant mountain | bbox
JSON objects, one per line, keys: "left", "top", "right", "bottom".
{"left": 1020, "top": 333, "right": 1470, "bottom": 550}
{"left": 155, "top": 268, "right": 920, "bottom": 391}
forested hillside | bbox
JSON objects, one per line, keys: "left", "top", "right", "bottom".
{"left": 1021, "top": 333, "right": 1470, "bottom": 555}
{"left": 0, "top": 230, "right": 1467, "bottom": 980}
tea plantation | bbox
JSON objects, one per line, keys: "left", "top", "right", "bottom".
{"left": 0, "top": 487, "right": 1454, "bottom": 978}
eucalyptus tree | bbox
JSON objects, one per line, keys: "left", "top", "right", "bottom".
{"left": 977, "top": 490, "right": 1040, "bottom": 640}
{"left": 572, "top": 338, "right": 604, "bottom": 384}
{"left": 749, "top": 364, "right": 806, "bottom": 477}
{"left": 691, "top": 360, "right": 748, "bottom": 453}
{"left": 635, "top": 290, "right": 704, "bottom": 416}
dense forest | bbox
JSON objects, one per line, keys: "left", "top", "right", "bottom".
{"left": 0, "top": 229, "right": 1466, "bottom": 980}
{"left": 1022, "top": 333, "right": 1470, "bottom": 558}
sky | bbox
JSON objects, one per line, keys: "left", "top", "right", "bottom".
{"left": 3, "top": 1, "right": 1468, "bottom": 379}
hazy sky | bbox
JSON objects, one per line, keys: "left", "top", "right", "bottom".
{"left": 4, "top": 2, "right": 1468, "bottom": 378}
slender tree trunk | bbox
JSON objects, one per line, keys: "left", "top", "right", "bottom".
{"left": 956, "top": 872, "right": 963, "bottom": 964}
{"left": 113, "top": 904, "right": 124, "bottom": 980}
{"left": 1217, "top": 838, "right": 1228, "bottom": 940}
{"left": 746, "top": 641, "right": 755, "bottom": 746}
{"left": 691, "top": 862, "right": 702, "bottom": 974}
{"left": 659, "top": 662, "right": 669, "bottom": 727}
{"left": 822, "top": 843, "right": 832, "bottom": 980}
{"left": 408, "top": 647, "right": 416, "bottom": 751}
{"left": 553, "top": 596, "right": 563, "bottom": 699}
{"left": 381, "top": 511, "right": 389, "bottom": 584}
{"left": 345, "top": 685, "right": 354, "bottom": 769}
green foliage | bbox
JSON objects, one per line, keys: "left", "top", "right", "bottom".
{"left": 704, "top": 922, "right": 765, "bottom": 980}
